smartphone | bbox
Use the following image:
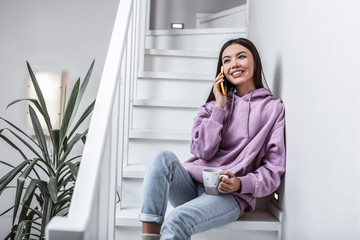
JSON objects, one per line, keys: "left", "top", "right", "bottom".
{"left": 220, "top": 66, "right": 226, "bottom": 96}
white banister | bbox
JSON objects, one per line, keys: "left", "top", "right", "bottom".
{"left": 45, "top": 0, "right": 134, "bottom": 239}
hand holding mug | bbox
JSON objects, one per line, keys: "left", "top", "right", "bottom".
{"left": 202, "top": 168, "right": 228, "bottom": 195}
{"left": 218, "top": 171, "right": 241, "bottom": 194}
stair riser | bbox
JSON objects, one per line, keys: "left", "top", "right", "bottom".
{"left": 146, "top": 33, "right": 247, "bottom": 51}
{"left": 122, "top": 178, "right": 143, "bottom": 207}
{"left": 127, "top": 139, "right": 191, "bottom": 165}
{"left": 144, "top": 55, "right": 217, "bottom": 74}
{"left": 132, "top": 107, "right": 197, "bottom": 131}
{"left": 136, "top": 79, "right": 212, "bottom": 102}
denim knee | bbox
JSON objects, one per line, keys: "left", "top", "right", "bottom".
{"left": 148, "top": 150, "right": 178, "bottom": 172}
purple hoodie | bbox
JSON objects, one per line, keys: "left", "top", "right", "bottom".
{"left": 182, "top": 88, "right": 286, "bottom": 214}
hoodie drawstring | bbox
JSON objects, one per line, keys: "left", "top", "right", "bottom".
{"left": 225, "top": 90, "right": 254, "bottom": 139}
{"left": 225, "top": 92, "right": 235, "bottom": 130}
{"left": 246, "top": 91, "right": 254, "bottom": 138}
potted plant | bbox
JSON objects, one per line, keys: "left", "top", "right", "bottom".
{"left": 0, "top": 61, "right": 96, "bottom": 239}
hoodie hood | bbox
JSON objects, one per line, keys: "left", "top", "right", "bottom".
{"left": 225, "top": 88, "right": 273, "bottom": 137}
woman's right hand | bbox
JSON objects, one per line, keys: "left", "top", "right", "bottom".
{"left": 213, "top": 73, "right": 227, "bottom": 109}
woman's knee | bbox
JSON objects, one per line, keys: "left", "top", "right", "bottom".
{"left": 150, "top": 150, "right": 179, "bottom": 167}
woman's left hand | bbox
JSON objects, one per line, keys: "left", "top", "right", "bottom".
{"left": 218, "top": 171, "right": 241, "bottom": 194}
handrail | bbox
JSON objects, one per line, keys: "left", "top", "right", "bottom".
{"left": 46, "top": 0, "right": 134, "bottom": 239}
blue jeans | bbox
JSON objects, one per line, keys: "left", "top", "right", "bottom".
{"left": 139, "top": 150, "right": 241, "bottom": 240}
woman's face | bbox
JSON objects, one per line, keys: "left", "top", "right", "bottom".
{"left": 222, "top": 43, "right": 255, "bottom": 93}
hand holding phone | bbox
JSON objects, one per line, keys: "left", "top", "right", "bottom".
{"left": 220, "top": 66, "right": 226, "bottom": 96}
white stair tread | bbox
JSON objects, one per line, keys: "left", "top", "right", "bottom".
{"left": 116, "top": 206, "right": 281, "bottom": 231}
{"left": 138, "top": 71, "right": 213, "bottom": 81}
{"left": 147, "top": 27, "right": 248, "bottom": 36}
{"left": 145, "top": 49, "right": 218, "bottom": 58}
{"left": 133, "top": 99, "right": 201, "bottom": 109}
{"left": 129, "top": 129, "right": 190, "bottom": 141}
{"left": 123, "top": 164, "right": 146, "bottom": 178}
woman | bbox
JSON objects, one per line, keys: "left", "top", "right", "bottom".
{"left": 139, "top": 38, "right": 286, "bottom": 240}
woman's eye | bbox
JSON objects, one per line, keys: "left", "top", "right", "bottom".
{"left": 238, "top": 55, "right": 246, "bottom": 59}
{"left": 223, "top": 59, "right": 230, "bottom": 64}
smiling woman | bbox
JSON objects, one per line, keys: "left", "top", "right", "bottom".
{"left": 207, "top": 38, "right": 265, "bottom": 103}
{"left": 139, "top": 38, "right": 286, "bottom": 240}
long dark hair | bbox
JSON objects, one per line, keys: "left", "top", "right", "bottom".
{"left": 206, "top": 38, "right": 265, "bottom": 103}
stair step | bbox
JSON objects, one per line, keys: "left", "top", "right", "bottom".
{"left": 146, "top": 27, "right": 248, "bottom": 36}
{"left": 138, "top": 71, "right": 213, "bottom": 81}
{"left": 129, "top": 129, "right": 190, "bottom": 141}
{"left": 133, "top": 99, "right": 201, "bottom": 109}
{"left": 145, "top": 49, "right": 218, "bottom": 58}
{"left": 116, "top": 206, "right": 282, "bottom": 231}
{"left": 123, "top": 164, "right": 146, "bottom": 178}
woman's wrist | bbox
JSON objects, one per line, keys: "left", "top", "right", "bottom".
{"left": 237, "top": 178, "right": 242, "bottom": 193}
{"left": 215, "top": 102, "right": 225, "bottom": 109}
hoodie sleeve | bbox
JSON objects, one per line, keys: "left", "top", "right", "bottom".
{"left": 190, "top": 104, "right": 226, "bottom": 161}
{"left": 238, "top": 110, "right": 286, "bottom": 197}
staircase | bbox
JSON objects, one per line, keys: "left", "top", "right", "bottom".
{"left": 115, "top": 4, "right": 283, "bottom": 240}
{"left": 45, "top": 1, "right": 283, "bottom": 239}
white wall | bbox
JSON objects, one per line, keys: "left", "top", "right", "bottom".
{"left": 248, "top": 1, "right": 360, "bottom": 239}
{"left": 150, "top": 0, "right": 246, "bottom": 29}
{"left": 0, "top": 0, "right": 119, "bottom": 238}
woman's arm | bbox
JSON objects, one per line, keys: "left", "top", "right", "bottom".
{"left": 190, "top": 72, "right": 228, "bottom": 160}
{"left": 239, "top": 122, "right": 286, "bottom": 198}
{"left": 190, "top": 105, "right": 226, "bottom": 160}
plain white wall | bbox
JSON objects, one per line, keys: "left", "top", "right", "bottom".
{"left": 248, "top": 0, "right": 360, "bottom": 239}
{"left": 150, "top": 0, "right": 246, "bottom": 29}
{"left": 0, "top": 0, "right": 119, "bottom": 238}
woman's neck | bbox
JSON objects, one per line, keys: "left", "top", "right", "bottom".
{"left": 235, "top": 84, "right": 256, "bottom": 97}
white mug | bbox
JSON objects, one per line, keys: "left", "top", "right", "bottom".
{"left": 202, "top": 168, "right": 228, "bottom": 195}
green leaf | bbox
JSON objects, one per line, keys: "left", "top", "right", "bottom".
{"left": 0, "top": 131, "right": 27, "bottom": 160}
{"left": 40, "top": 197, "right": 53, "bottom": 238}
{"left": 64, "top": 154, "right": 82, "bottom": 163}
{"left": 78, "top": 60, "right": 95, "bottom": 105}
{"left": 25, "top": 210, "right": 40, "bottom": 239}
{"left": 59, "top": 60, "right": 94, "bottom": 147}
{"left": 0, "top": 160, "right": 28, "bottom": 192}
{"left": 2, "top": 128, "right": 42, "bottom": 159}
{"left": 26, "top": 62, "right": 51, "bottom": 125}
{"left": 51, "top": 129, "right": 60, "bottom": 168}
{"left": 59, "top": 79, "right": 80, "bottom": 145}
{"left": 6, "top": 98, "right": 50, "bottom": 128}
{"left": 0, "top": 206, "right": 14, "bottom": 217}
{"left": 18, "top": 180, "right": 38, "bottom": 224}
{"left": 0, "top": 117, "right": 39, "bottom": 148}
{"left": 22, "top": 179, "right": 39, "bottom": 204}
{"left": 0, "top": 160, "right": 16, "bottom": 169}
{"left": 47, "top": 175, "right": 58, "bottom": 203}
{"left": 66, "top": 162, "right": 78, "bottom": 181}
{"left": 61, "top": 130, "right": 88, "bottom": 162}
{"left": 60, "top": 85, "right": 67, "bottom": 126}
{"left": 37, "top": 180, "right": 49, "bottom": 197}
{"left": 28, "top": 105, "right": 50, "bottom": 163}
{"left": 13, "top": 158, "right": 39, "bottom": 224}
{"left": 70, "top": 60, "right": 94, "bottom": 124}
{"left": 68, "top": 100, "right": 95, "bottom": 140}
{"left": 14, "top": 220, "right": 26, "bottom": 240}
